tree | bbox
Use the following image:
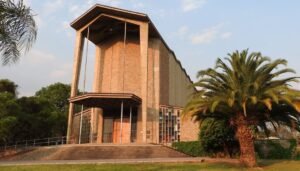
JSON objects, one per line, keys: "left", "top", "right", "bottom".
{"left": 0, "top": 0, "right": 37, "bottom": 65}
{"left": 35, "top": 83, "right": 71, "bottom": 136}
{"left": 0, "top": 78, "right": 18, "bottom": 97}
{"left": 184, "top": 49, "right": 300, "bottom": 167}
{"left": 0, "top": 92, "right": 18, "bottom": 143}
{"left": 13, "top": 96, "right": 53, "bottom": 140}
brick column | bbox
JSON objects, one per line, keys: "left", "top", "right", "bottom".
{"left": 67, "top": 31, "right": 84, "bottom": 144}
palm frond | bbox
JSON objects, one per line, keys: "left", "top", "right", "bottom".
{"left": 0, "top": 0, "right": 37, "bottom": 65}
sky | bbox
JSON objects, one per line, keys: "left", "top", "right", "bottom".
{"left": 1, "top": 0, "right": 300, "bottom": 96}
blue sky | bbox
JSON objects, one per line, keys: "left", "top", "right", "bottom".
{"left": 1, "top": 0, "right": 300, "bottom": 96}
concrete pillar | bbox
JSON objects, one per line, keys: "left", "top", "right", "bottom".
{"left": 67, "top": 31, "right": 84, "bottom": 144}
{"left": 139, "top": 23, "right": 149, "bottom": 143}
{"left": 92, "top": 44, "right": 104, "bottom": 143}
{"left": 153, "top": 39, "right": 161, "bottom": 144}
{"left": 96, "top": 108, "right": 104, "bottom": 143}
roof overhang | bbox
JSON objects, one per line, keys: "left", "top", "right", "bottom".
{"left": 69, "top": 93, "right": 141, "bottom": 108}
{"left": 71, "top": 4, "right": 148, "bottom": 30}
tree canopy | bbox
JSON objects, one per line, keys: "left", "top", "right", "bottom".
{"left": 0, "top": 78, "right": 18, "bottom": 96}
{"left": 0, "top": 79, "right": 70, "bottom": 144}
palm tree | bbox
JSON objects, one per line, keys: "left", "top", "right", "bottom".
{"left": 0, "top": 0, "right": 37, "bottom": 65}
{"left": 184, "top": 49, "right": 300, "bottom": 167}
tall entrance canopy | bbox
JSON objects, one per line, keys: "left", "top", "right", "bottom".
{"left": 67, "top": 4, "right": 198, "bottom": 145}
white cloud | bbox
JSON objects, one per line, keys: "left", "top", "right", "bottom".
{"left": 191, "top": 29, "right": 217, "bottom": 44}
{"left": 221, "top": 32, "right": 232, "bottom": 39}
{"left": 190, "top": 24, "right": 221, "bottom": 44}
{"left": 98, "top": 0, "right": 122, "bottom": 7}
{"left": 181, "top": 0, "right": 207, "bottom": 12}
{"left": 129, "top": 0, "right": 145, "bottom": 9}
{"left": 178, "top": 26, "right": 189, "bottom": 37}
{"left": 61, "top": 21, "right": 73, "bottom": 38}
{"left": 23, "top": 49, "right": 56, "bottom": 64}
{"left": 62, "top": 21, "right": 69, "bottom": 29}
{"left": 190, "top": 24, "right": 232, "bottom": 44}
{"left": 42, "top": 0, "right": 64, "bottom": 15}
{"left": 68, "top": 0, "right": 121, "bottom": 19}
{"left": 50, "top": 63, "right": 72, "bottom": 79}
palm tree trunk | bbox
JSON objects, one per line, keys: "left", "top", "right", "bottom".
{"left": 235, "top": 113, "right": 257, "bottom": 167}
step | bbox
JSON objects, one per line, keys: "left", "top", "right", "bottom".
{"left": 1, "top": 144, "right": 191, "bottom": 161}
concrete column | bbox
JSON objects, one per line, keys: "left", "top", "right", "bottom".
{"left": 93, "top": 44, "right": 102, "bottom": 91}
{"left": 96, "top": 108, "right": 103, "bottom": 143}
{"left": 92, "top": 44, "right": 103, "bottom": 143}
{"left": 153, "top": 39, "right": 161, "bottom": 143}
{"left": 67, "top": 31, "right": 84, "bottom": 144}
{"left": 139, "top": 23, "right": 149, "bottom": 143}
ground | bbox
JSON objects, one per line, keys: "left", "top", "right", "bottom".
{"left": 1, "top": 160, "right": 300, "bottom": 171}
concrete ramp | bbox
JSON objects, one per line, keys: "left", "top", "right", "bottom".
{"left": 1, "top": 144, "right": 190, "bottom": 161}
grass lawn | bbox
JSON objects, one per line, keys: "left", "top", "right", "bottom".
{"left": 1, "top": 161, "right": 300, "bottom": 171}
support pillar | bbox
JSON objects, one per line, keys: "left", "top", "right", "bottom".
{"left": 120, "top": 101, "right": 124, "bottom": 144}
{"left": 129, "top": 106, "right": 132, "bottom": 143}
{"left": 91, "top": 44, "right": 103, "bottom": 143}
{"left": 139, "top": 23, "right": 149, "bottom": 143}
{"left": 67, "top": 31, "right": 84, "bottom": 144}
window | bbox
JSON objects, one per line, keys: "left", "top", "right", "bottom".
{"left": 159, "top": 107, "right": 181, "bottom": 143}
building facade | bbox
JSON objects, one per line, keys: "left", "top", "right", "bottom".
{"left": 67, "top": 4, "right": 198, "bottom": 144}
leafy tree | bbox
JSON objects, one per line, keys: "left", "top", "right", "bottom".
{"left": 199, "top": 118, "right": 239, "bottom": 157}
{"left": 0, "top": 92, "right": 18, "bottom": 143}
{"left": 184, "top": 49, "right": 300, "bottom": 167}
{"left": 12, "top": 96, "right": 53, "bottom": 140}
{"left": 0, "top": 0, "right": 37, "bottom": 65}
{"left": 35, "top": 83, "right": 71, "bottom": 136}
{"left": 0, "top": 78, "right": 18, "bottom": 97}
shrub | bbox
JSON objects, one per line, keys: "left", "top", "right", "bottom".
{"left": 172, "top": 141, "right": 205, "bottom": 157}
{"left": 199, "top": 118, "right": 239, "bottom": 157}
{"left": 254, "top": 139, "right": 297, "bottom": 159}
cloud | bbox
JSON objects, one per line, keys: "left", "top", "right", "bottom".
{"left": 42, "top": 0, "right": 64, "bottom": 16}
{"left": 178, "top": 26, "right": 189, "bottom": 37}
{"left": 61, "top": 21, "right": 73, "bottom": 38}
{"left": 181, "top": 0, "right": 207, "bottom": 12}
{"left": 190, "top": 24, "right": 232, "bottom": 44}
{"left": 23, "top": 49, "right": 56, "bottom": 65}
{"left": 50, "top": 63, "right": 72, "bottom": 79}
{"left": 68, "top": 0, "right": 122, "bottom": 19}
{"left": 190, "top": 24, "right": 221, "bottom": 44}
{"left": 221, "top": 32, "right": 232, "bottom": 39}
{"left": 129, "top": 0, "right": 145, "bottom": 9}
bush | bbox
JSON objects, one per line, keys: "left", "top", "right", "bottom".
{"left": 255, "top": 139, "right": 297, "bottom": 159}
{"left": 172, "top": 141, "right": 205, "bottom": 157}
{"left": 199, "top": 118, "right": 239, "bottom": 157}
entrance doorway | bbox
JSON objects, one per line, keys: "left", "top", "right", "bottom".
{"left": 102, "top": 107, "right": 137, "bottom": 143}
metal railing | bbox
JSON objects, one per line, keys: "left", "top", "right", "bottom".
{"left": 0, "top": 134, "right": 104, "bottom": 152}
{"left": 0, "top": 136, "right": 69, "bottom": 152}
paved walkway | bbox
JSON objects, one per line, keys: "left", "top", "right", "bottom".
{"left": 0, "top": 157, "right": 240, "bottom": 166}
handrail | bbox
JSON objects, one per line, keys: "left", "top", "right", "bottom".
{"left": 0, "top": 135, "right": 98, "bottom": 152}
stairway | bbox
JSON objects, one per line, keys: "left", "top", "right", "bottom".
{"left": 1, "top": 144, "right": 191, "bottom": 161}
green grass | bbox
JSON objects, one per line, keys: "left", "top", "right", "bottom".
{"left": 1, "top": 161, "right": 300, "bottom": 171}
